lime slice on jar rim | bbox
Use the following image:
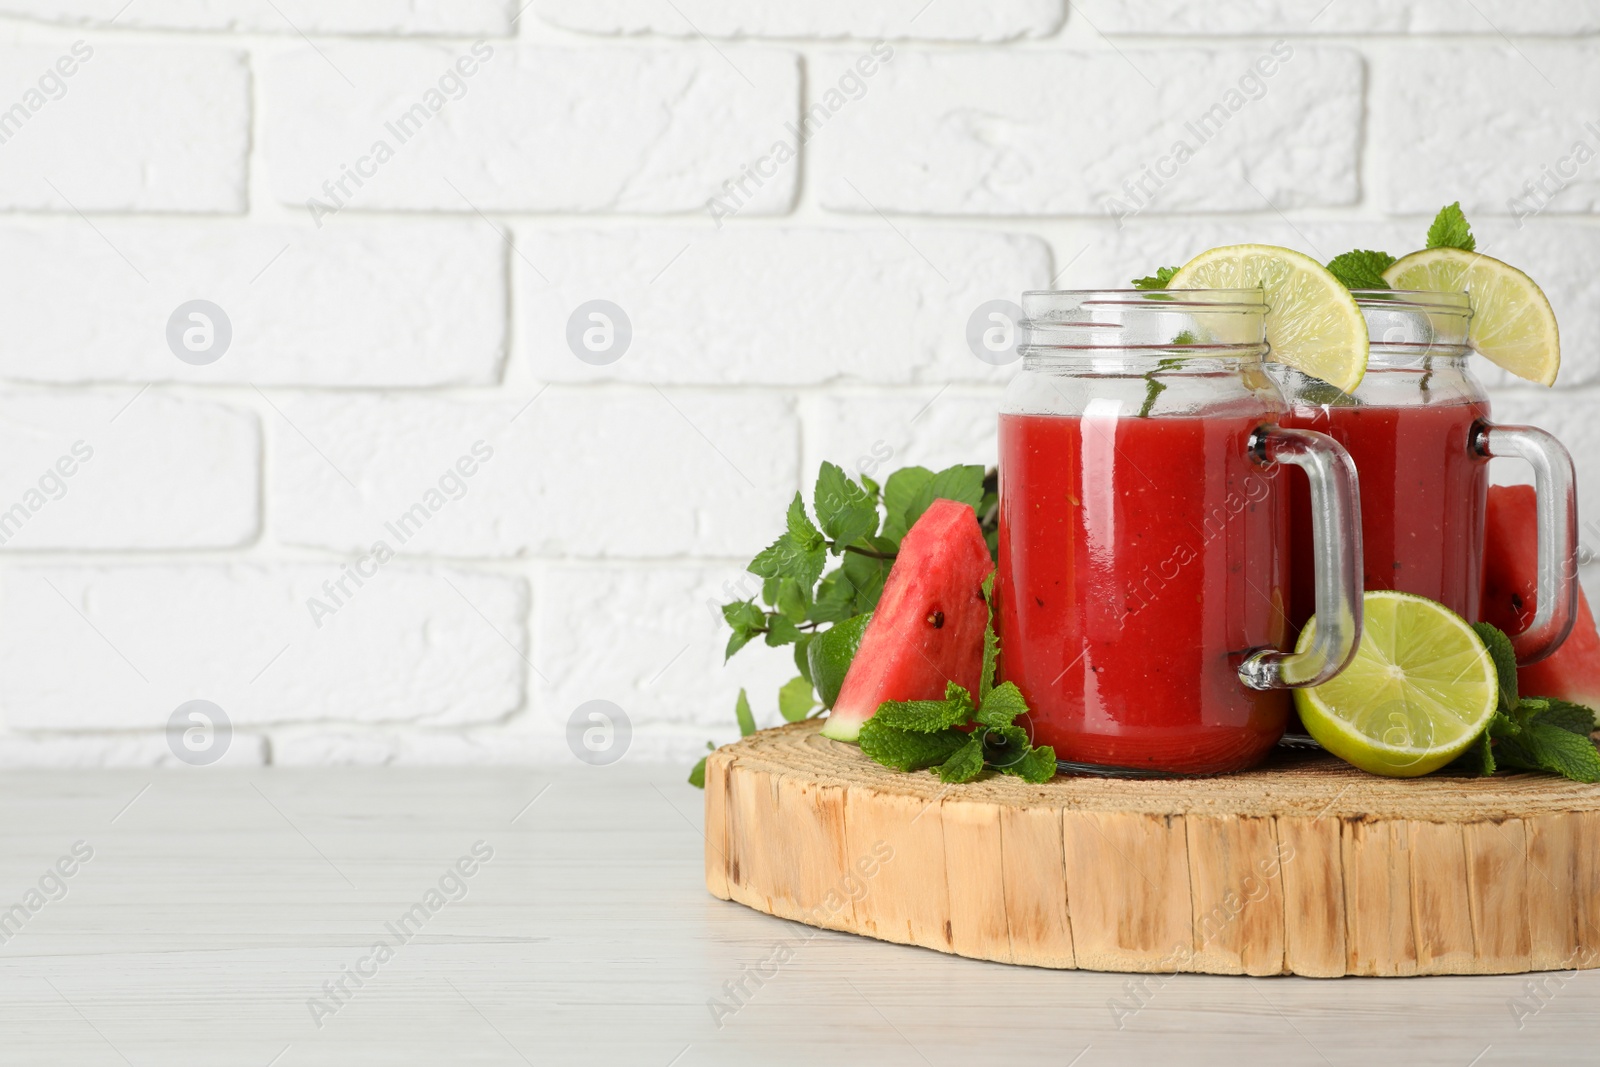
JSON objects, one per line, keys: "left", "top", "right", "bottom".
{"left": 1383, "top": 246, "right": 1560, "bottom": 386}
{"left": 1168, "top": 243, "right": 1369, "bottom": 393}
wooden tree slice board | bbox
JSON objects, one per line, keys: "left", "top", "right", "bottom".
{"left": 704, "top": 720, "right": 1600, "bottom": 977}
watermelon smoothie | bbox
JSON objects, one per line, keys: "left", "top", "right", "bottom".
{"left": 1281, "top": 400, "right": 1488, "bottom": 630}
{"left": 1274, "top": 289, "right": 1577, "bottom": 664}
{"left": 996, "top": 411, "right": 1291, "bottom": 773}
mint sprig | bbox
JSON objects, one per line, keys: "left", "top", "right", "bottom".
{"left": 1448, "top": 623, "right": 1600, "bottom": 783}
{"left": 700, "top": 460, "right": 1000, "bottom": 787}
{"left": 721, "top": 461, "right": 992, "bottom": 663}
{"left": 856, "top": 578, "right": 1056, "bottom": 785}
{"left": 1323, "top": 202, "right": 1478, "bottom": 294}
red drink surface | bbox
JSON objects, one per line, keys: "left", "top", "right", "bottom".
{"left": 996, "top": 412, "right": 1290, "bottom": 774}
{"left": 1280, "top": 401, "right": 1488, "bottom": 630}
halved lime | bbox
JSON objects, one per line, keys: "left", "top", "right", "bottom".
{"left": 1169, "top": 243, "right": 1368, "bottom": 393}
{"left": 1294, "top": 591, "right": 1497, "bottom": 777}
{"left": 1383, "top": 247, "right": 1560, "bottom": 386}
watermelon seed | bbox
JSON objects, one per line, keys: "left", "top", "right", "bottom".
{"left": 927, "top": 611, "right": 945, "bottom": 629}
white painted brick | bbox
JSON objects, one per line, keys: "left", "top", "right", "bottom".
{"left": 1047, "top": 218, "right": 1600, "bottom": 388}
{"left": 0, "top": 45, "right": 247, "bottom": 213}
{"left": 0, "top": 224, "right": 504, "bottom": 386}
{"left": 1374, "top": 45, "right": 1600, "bottom": 216}
{"left": 0, "top": 0, "right": 513, "bottom": 35}
{"left": 531, "top": 0, "right": 1063, "bottom": 40}
{"left": 268, "top": 391, "right": 799, "bottom": 558}
{"left": 536, "top": 563, "right": 797, "bottom": 737}
{"left": 814, "top": 46, "right": 1362, "bottom": 215}
{"left": 0, "top": 391, "right": 258, "bottom": 550}
{"left": 0, "top": 566, "right": 526, "bottom": 730}
{"left": 263, "top": 44, "right": 798, "bottom": 215}
{"left": 0, "top": 732, "right": 265, "bottom": 767}
{"left": 1086, "top": 0, "right": 1600, "bottom": 35}
{"left": 273, "top": 563, "right": 820, "bottom": 764}
{"left": 516, "top": 228, "right": 1051, "bottom": 386}
{"left": 800, "top": 390, "right": 1000, "bottom": 485}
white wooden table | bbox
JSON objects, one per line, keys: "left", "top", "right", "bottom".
{"left": 0, "top": 765, "right": 1592, "bottom": 1066}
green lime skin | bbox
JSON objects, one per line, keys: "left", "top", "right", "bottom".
{"left": 808, "top": 613, "right": 873, "bottom": 710}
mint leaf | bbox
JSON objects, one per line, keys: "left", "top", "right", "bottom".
{"left": 1426, "top": 202, "right": 1476, "bottom": 252}
{"left": 778, "top": 676, "right": 816, "bottom": 723}
{"left": 749, "top": 530, "right": 827, "bottom": 591}
{"left": 763, "top": 615, "right": 801, "bottom": 647}
{"left": 885, "top": 464, "right": 985, "bottom": 541}
{"left": 688, "top": 740, "right": 715, "bottom": 788}
{"left": 1449, "top": 729, "right": 1496, "bottom": 777}
{"left": 786, "top": 492, "right": 823, "bottom": 547}
{"left": 923, "top": 465, "right": 986, "bottom": 512}
{"left": 1472, "top": 622, "right": 1519, "bottom": 714}
{"left": 725, "top": 627, "right": 760, "bottom": 660}
{"left": 734, "top": 688, "right": 756, "bottom": 737}
{"left": 1500, "top": 722, "right": 1600, "bottom": 783}
{"left": 936, "top": 736, "right": 986, "bottom": 783}
{"left": 774, "top": 576, "right": 809, "bottom": 623}
{"left": 808, "top": 568, "right": 858, "bottom": 624}
{"left": 873, "top": 684, "right": 974, "bottom": 733}
{"left": 840, "top": 541, "right": 894, "bottom": 614}
{"left": 1488, "top": 709, "right": 1521, "bottom": 739}
{"left": 1526, "top": 698, "right": 1597, "bottom": 737}
{"left": 814, "top": 462, "right": 879, "bottom": 549}
{"left": 1132, "top": 266, "right": 1179, "bottom": 290}
{"left": 882, "top": 466, "right": 934, "bottom": 542}
{"left": 1004, "top": 744, "right": 1057, "bottom": 784}
{"left": 976, "top": 681, "right": 1029, "bottom": 729}
{"left": 1326, "top": 249, "right": 1396, "bottom": 291}
{"left": 979, "top": 571, "right": 999, "bottom": 701}
{"left": 857, "top": 718, "right": 968, "bottom": 771}
{"left": 1137, "top": 355, "right": 1185, "bottom": 419}
{"left": 722, "top": 600, "right": 764, "bottom": 630}
{"left": 721, "top": 599, "right": 766, "bottom": 661}
{"left": 750, "top": 494, "right": 828, "bottom": 590}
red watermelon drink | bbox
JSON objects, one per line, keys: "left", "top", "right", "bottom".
{"left": 1283, "top": 400, "right": 1488, "bottom": 624}
{"left": 996, "top": 290, "right": 1363, "bottom": 775}
{"left": 1274, "top": 289, "right": 1577, "bottom": 663}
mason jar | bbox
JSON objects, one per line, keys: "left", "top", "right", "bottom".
{"left": 1273, "top": 289, "right": 1577, "bottom": 663}
{"left": 997, "top": 289, "right": 1363, "bottom": 775}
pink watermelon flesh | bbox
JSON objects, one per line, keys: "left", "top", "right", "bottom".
{"left": 1483, "top": 484, "right": 1600, "bottom": 708}
{"left": 820, "top": 498, "right": 993, "bottom": 742}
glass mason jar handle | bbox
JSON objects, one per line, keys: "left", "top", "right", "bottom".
{"left": 1239, "top": 427, "right": 1364, "bottom": 691}
{"left": 1474, "top": 423, "right": 1578, "bottom": 664}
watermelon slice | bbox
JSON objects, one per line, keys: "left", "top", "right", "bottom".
{"left": 820, "top": 499, "right": 993, "bottom": 743}
{"left": 1483, "top": 484, "right": 1600, "bottom": 707}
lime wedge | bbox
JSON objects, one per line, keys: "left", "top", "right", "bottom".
{"left": 1294, "top": 591, "right": 1497, "bottom": 777}
{"left": 1168, "top": 243, "right": 1368, "bottom": 393}
{"left": 1383, "top": 247, "right": 1560, "bottom": 386}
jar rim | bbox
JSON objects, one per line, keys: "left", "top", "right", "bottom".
{"left": 1023, "top": 288, "right": 1268, "bottom": 315}
{"left": 1021, "top": 288, "right": 1267, "bottom": 354}
{"left": 1350, "top": 288, "right": 1472, "bottom": 317}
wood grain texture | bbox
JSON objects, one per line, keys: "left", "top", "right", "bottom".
{"left": 705, "top": 721, "right": 1600, "bottom": 978}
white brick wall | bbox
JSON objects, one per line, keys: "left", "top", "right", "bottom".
{"left": 0, "top": 5, "right": 1594, "bottom": 766}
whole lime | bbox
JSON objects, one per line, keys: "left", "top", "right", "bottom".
{"left": 808, "top": 613, "right": 873, "bottom": 710}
